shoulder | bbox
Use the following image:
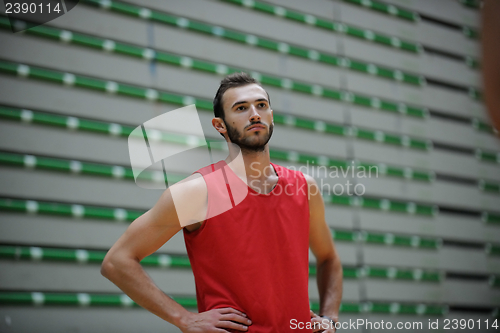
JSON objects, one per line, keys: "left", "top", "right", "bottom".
{"left": 166, "top": 172, "right": 208, "bottom": 227}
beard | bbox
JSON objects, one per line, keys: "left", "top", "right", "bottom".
{"left": 225, "top": 121, "right": 274, "bottom": 153}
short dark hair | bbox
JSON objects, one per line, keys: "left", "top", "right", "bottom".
{"left": 213, "top": 72, "right": 269, "bottom": 120}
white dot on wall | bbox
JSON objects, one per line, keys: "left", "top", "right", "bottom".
{"left": 398, "top": 103, "right": 407, "bottom": 114}
{"left": 406, "top": 202, "right": 416, "bottom": 214}
{"left": 278, "top": 43, "right": 289, "bottom": 53}
{"left": 274, "top": 6, "right": 286, "bottom": 17}
{"left": 384, "top": 233, "right": 394, "bottom": 244}
{"left": 314, "top": 121, "right": 326, "bottom": 132}
{"left": 21, "top": 109, "right": 33, "bottom": 122}
{"left": 106, "top": 81, "right": 119, "bottom": 93}
{"left": 158, "top": 254, "right": 172, "bottom": 267}
{"left": 66, "top": 117, "right": 79, "bottom": 130}
{"left": 311, "top": 85, "right": 323, "bottom": 96}
{"left": 139, "top": 8, "right": 151, "bottom": 19}
{"left": 216, "top": 64, "right": 228, "bottom": 75}
{"left": 75, "top": 249, "right": 89, "bottom": 263}
{"left": 250, "top": 71, "right": 261, "bottom": 81}
{"left": 176, "top": 17, "right": 189, "bottom": 28}
{"left": 77, "top": 293, "right": 91, "bottom": 306}
{"left": 29, "top": 247, "right": 43, "bottom": 260}
{"left": 99, "top": 0, "right": 111, "bottom": 9}
{"left": 339, "top": 58, "right": 351, "bottom": 68}
{"left": 390, "top": 303, "right": 400, "bottom": 314}
{"left": 59, "top": 30, "right": 73, "bottom": 42}
{"left": 387, "top": 267, "right": 397, "bottom": 279}
{"left": 281, "top": 78, "right": 292, "bottom": 89}
{"left": 404, "top": 167, "right": 413, "bottom": 179}
{"left": 180, "top": 57, "right": 193, "bottom": 68}
{"left": 63, "top": 73, "right": 75, "bottom": 86}
{"left": 102, "top": 39, "right": 116, "bottom": 52}
{"left": 284, "top": 115, "right": 296, "bottom": 126}
{"left": 416, "top": 304, "right": 426, "bottom": 315}
{"left": 112, "top": 166, "right": 125, "bottom": 178}
{"left": 108, "top": 123, "right": 122, "bottom": 136}
{"left": 17, "top": 64, "right": 30, "bottom": 77}
{"left": 308, "top": 50, "right": 320, "bottom": 61}
{"left": 26, "top": 200, "right": 39, "bottom": 213}
{"left": 390, "top": 36, "right": 401, "bottom": 47}
{"left": 242, "top": 0, "right": 254, "bottom": 8}
{"left": 146, "top": 129, "right": 162, "bottom": 142}
{"left": 367, "top": 64, "right": 378, "bottom": 75}
{"left": 211, "top": 26, "right": 225, "bottom": 36}
{"left": 31, "top": 292, "right": 45, "bottom": 306}
{"left": 287, "top": 151, "right": 299, "bottom": 162}
{"left": 318, "top": 156, "right": 329, "bottom": 166}
{"left": 370, "top": 98, "right": 381, "bottom": 109}
{"left": 70, "top": 160, "right": 82, "bottom": 173}
{"left": 186, "top": 135, "right": 200, "bottom": 147}
{"left": 23, "top": 155, "right": 37, "bottom": 168}
{"left": 145, "top": 89, "right": 158, "bottom": 101}
{"left": 114, "top": 208, "right": 127, "bottom": 221}
{"left": 393, "top": 70, "right": 404, "bottom": 81}
{"left": 413, "top": 269, "right": 423, "bottom": 280}
{"left": 334, "top": 23, "right": 347, "bottom": 33}
{"left": 364, "top": 30, "right": 375, "bottom": 41}
{"left": 71, "top": 204, "right": 85, "bottom": 217}
{"left": 142, "top": 48, "right": 156, "bottom": 60}
{"left": 183, "top": 96, "right": 196, "bottom": 106}
{"left": 304, "top": 15, "right": 316, "bottom": 25}
{"left": 380, "top": 199, "right": 390, "bottom": 211}
{"left": 388, "top": 5, "right": 398, "bottom": 15}
{"left": 120, "top": 295, "right": 134, "bottom": 307}
{"left": 245, "top": 35, "right": 258, "bottom": 45}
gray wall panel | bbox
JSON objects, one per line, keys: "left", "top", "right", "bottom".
{"left": 0, "top": 261, "right": 196, "bottom": 294}
{"left": 0, "top": 213, "right": 187, "bottom": 254}
{"left": 0, "top": 167, "right": 163, "bottom": 209}
{"left": 365, "top": 279, "right": 500, "bottom": 306}
{"left": 358, "top": 210, "right": 499, "bottom": 243}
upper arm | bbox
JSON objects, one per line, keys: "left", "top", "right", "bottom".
{"left": 305, "top": 174, "right": 338, "bottom": 264}
{"left": 105, "top": 173, "right": 208, "bottom": 262}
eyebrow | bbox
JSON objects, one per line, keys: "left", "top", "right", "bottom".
{"left": 231, "top": 98, "right": 269, "bottom": 109}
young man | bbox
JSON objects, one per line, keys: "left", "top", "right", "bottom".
{"left": 101, "top": 73, "right": 343, "bottom": 332}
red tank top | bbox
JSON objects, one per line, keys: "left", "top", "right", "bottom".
{"left": 183, "top": 160, "right": 312, "bottom": 332}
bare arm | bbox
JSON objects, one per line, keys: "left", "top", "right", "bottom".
{"left": 305, "top": 174, "right": 343, "bottom": 324}
{"left": 101, "top": 174, "right": 252, "bottom": 332}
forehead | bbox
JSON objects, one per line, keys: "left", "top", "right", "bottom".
{"left": 222, "top": 84, "right": 268, "bottom": 109}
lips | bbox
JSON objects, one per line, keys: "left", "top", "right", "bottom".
{"left": 247, "top": 124, "right": 266, "bottom": 131}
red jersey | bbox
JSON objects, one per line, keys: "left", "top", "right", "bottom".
{"left": 183, "top": 160, "right": 312, "bottom": 332}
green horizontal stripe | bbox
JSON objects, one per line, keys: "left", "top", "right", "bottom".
{"left": 0, "top": 291, "right": 447, "bottom": 314}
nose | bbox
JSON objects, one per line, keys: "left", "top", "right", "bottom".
{"left": 249, "top": 105, "right": 261, "bottom": 123}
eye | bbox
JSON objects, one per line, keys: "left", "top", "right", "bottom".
{"left": 258, "top": 102, "right": 267, "bottom": 108}
{"left": 236, "top": 105, "right": 246, "bottom": 111}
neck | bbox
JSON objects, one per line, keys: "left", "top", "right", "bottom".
{"left": 225, "top": 144, "right": 274, "bottom": 182}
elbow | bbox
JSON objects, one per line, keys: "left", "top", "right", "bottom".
{"left": 101, "top": 255, "right": 117, "bottom": 280}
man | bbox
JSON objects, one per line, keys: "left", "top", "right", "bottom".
{"left": 101, "top": 72, "right": 343, "bottom": 332}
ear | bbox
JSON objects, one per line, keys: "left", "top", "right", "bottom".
{"left": 212, "top": 117, "right": 227, "bottom": 135}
